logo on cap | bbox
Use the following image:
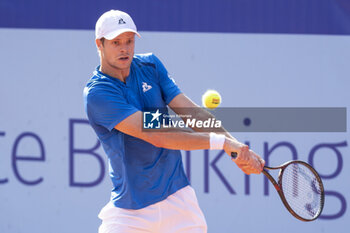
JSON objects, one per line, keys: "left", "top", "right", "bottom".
{"left": 118, "top": 18, "right": 126, "bottom": 24}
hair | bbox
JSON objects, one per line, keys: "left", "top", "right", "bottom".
{"left": 100, "top": 38, "right": 105, "bottom": 46}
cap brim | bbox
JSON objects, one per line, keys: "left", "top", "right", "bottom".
{"left": 103, "top": 28, "right": 141, "bottom": 40}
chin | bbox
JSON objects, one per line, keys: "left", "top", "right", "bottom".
{"left": 120, "top": 60, "right": 132, "bottom": 67}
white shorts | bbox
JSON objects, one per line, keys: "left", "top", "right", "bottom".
{"left": 98, "top": 185, "right": 207, "bottom": 233}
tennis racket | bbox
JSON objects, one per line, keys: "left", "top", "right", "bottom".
{"left": 231, "top": 153, "right": 325, "bottom": 221}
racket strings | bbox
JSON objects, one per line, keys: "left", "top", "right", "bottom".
{"left": 281, "top": 163, "right": 322, "bottom": 220}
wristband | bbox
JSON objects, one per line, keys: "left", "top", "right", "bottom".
{"left": 209, "top": 132, "right": 226, "bottom": 150}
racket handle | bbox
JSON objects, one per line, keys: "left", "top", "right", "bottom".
{"left": 231, "top": 152, "right": 238, "bottom": 159}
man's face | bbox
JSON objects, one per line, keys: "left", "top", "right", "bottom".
{"left": 97, "top": 32, "right": 135, "bottom": 71}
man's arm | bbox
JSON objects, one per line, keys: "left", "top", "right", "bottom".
{"left": 168, "top": 93, "right": 265, "bottom": 174}
{"left": 114, "top": 110, "right": 245, "bottom": 154}
{"left": 168, "top": 93, "right": 236, "bottom": 140}
{"left": 116, "top": 110, "right": 263, "bottom": 174}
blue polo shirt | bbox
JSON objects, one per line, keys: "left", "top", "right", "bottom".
{"left": 84, "top": 53, "right": 189, "bottom": 209}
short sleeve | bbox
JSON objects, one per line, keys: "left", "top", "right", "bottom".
{"left": 152, "top": 54, "right": 181, "bottom": 104}
{"left": 85, "top": 86, "right": 139, "bottom": 131}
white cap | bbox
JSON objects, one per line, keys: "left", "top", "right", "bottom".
{"left": 95, "top": 10, "right": 141, "bottom": 40}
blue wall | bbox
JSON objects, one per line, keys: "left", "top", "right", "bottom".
{"left": 1, "top": 0, "right": 350, "bottom": 34}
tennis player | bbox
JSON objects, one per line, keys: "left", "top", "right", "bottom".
{"left": 84, "top": 9, "right": 265, "bottom": 233}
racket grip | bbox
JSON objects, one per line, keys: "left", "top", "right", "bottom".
{"left": 231, "top": 152, "right": 238, "bottom": 159}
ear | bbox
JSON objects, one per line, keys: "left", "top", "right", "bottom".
{"left": 95, "top": 39, "right": 103, "bottom": 49}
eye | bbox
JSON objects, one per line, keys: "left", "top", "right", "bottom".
{"left": 113, "top": 41, "right": 119, "bottom": 45}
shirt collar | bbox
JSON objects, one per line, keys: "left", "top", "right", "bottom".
{"left": 94, "top": 64, "right": 134, "bottom": 86}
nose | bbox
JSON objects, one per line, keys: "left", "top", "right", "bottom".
{"left": 119, "top": 44, "right": 129, "bottom": 54}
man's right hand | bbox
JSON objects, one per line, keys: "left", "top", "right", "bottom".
{"left": 223, "top": 138, "right": 265, "bottom": 175}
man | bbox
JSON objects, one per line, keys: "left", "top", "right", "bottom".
{"left": 84, "top": 9, "right": 265, "bottom": 233}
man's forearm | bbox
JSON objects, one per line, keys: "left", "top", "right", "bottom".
{"left": 146, "top": 130, "right": 210, "bottom": 150}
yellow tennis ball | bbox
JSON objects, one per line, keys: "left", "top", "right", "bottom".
{"left": 202, "top": 90, "right": 221, "bottom": 109}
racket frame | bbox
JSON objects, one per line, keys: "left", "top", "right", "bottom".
{"left": 263, "top": 160, "right": 325, "bottom": 222}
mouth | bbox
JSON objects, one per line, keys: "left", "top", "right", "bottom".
{"left": 118, "top": 55, "right": 130, "bottom": 61}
